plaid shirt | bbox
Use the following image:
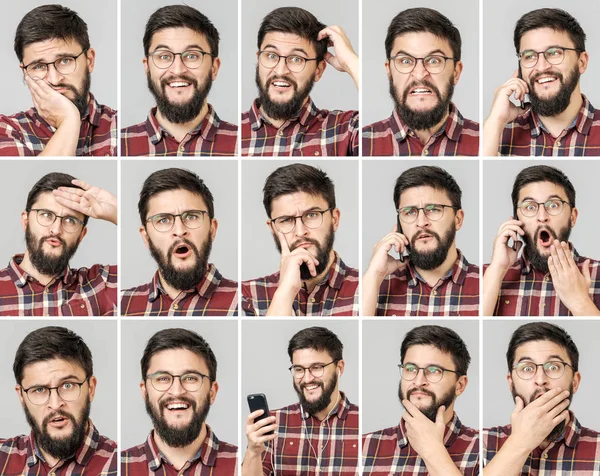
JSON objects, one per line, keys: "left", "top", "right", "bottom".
{"left": 121, "top": 104, "right": 237, "bottom": 156}
{"left": 362, "top": 413, "right": 479, "bottom": 475}
{"left": 0, "top": 420, "right": 116, "bottom": 476}
{"left": 241, "top": 252, "right": 359, "bottom": 316}
{"left": 261, "top": 392, "right": 359, "bottom": 476}
{"left": 362, "top": 103, "right": 479, "bottom": 157}
{"left": 484, "top": 245, "right": 600, "bottom": 316}
{"left": 241, "top": 98, "right": 359, "bottom": 156}
{"left": 483, "top": 412, "right": 600, "bottom": 474}
{"left": 120, "top": 264, "right": 238, "bottom": 316}
{"left": 499, "top": 95, "right": 600, "bottom": 156}
{"left": 121, "top": 425, "right": 238, "bottom": 475}
{"left": 0, "top": 254, "right": 117, "bottom": 316}
{"left": 373, "top": 250, "right": 480, "bottom": 316}
{"left": 0, "top": 93, "right": 117, "bottom": 156}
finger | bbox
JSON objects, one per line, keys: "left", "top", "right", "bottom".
{"left": 317, "top": 27, "right": 335, "bottom": 42}
{"left": 256, "top": 431, "right": 278, "bottom": 443}
{"left": 550, "top": 242, "right": 565, "bottom": 272}
{"left": 435, "top": 406, "right": 446, "bottom": 429}
{"left": 540, "top": 389, "right": 569, "bottom": 411}
{"left": 548, "top": 256, "right": 557, "bottom": 278}
{"left": 274, "top": 228, "right": 290, "bottom": 255}
{"left": 560, "top": 241, "right": 575, "bottom": 269}
{"left": 401, "top": 409, "right": 413, "bottom": 423}
{"left": 582, "top": 259, "right": 591, "bottom": 283}
{"left": 247, "top": 409, "right": 265, "bottom": 421}
{"left": 551, "top": 410, "right": 570, "bottom": 426}
{"left": 402, "top": 399, "right": 422, "bottom": 418}
{"left": 70, "top": 179, "right": 91, "bottom": 190}
{"left": 323, "top": 51, "right": 337, "bottom": 66}
{"left": 255, "top": 422, "right": 278, "bottom": 436}
{"left": 547, "top": 398, "right": 570, "bottom": 418}
{"left": 513, "top": 395, "right": 524, "bottom": 413}
{"left": 24, "top": 75, "right": 44, "bottom": 96}
{"left": 554, "top": 240, "right": 571, "bottom": 269}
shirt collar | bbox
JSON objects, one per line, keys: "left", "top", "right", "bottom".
{"left": 405, "top": 249, "right": 470, "bottom": 288}
{"left": 249, "top": 97, "right": 319, "bottom": 131}
{"left": 85, "top": 93, "right": 102, "bottom": 127}
{"left": 300, "top": 391, "right": 352, "bottom": 421}
{"left": 322, "top": 252, "right": 349, "bottom": 290}
{"left": 520, "top": 243, "right": 578, "bottom": 275}
{"left": 397, "top": 413, "right": 463, "bottom": 449}
{"left": 145, "top": 104, "right": 221, "bottom": 144}
{"left": 527, "top": 94, "right": 595, "bottom": 138}
{"left": 9, "top": 254, "right": 72, "bottom": 288}
{"left": 562, "top": 411, "right": 582, "bottom": 449}
{"left": 390, "top": 102, "right": 465, "bottom": 143}
{"left": 148, "top": 263, "right": 223, "bottom": 302}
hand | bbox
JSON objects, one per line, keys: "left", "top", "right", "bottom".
{"left": 275, "top": 229, "right": 319, "bottom": 294}
{"left": 489, "top": 218, "right": 525, "bottom": 273}
{"left": 486, "top": 70, "right": 529, "bottom": 127}
{"left": 402, "top": 400, "right": 446, "bottom": 460}
{"left": 25, "top": 75, "right": 80, "bottom": 129}
{"left": 364, "top": 224, "right": 408, "bottom": 281}
{"left": 317, "top": 26, "right": 359, "bottom": 87}
{"left": 245, "top": 410, "right": 277, "bottom": 456}
{"left": 53, "top": 179, "right": 117, "bottom": 225}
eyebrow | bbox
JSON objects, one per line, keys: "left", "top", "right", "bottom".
{"left": 393, "top": 48, "right": 448, "bottom": 57}
{"left": 520, "top": 194, "right": 566, "bottom": 202}
{"left": 292, "top": 361, "right": 327, "bottom": 367}
{"left": 262, "top": 44, "right": 310, "bottom": 57}
{"left": 25, "top": 374, "right": 83, "bottom": 387}
{"left": 26, "top": 51, "right": 82, "bottom": 65}
{"left": 276, "top": 206, "right": 324, "bottom": 217}
{"left": 149, "top": 369, "right": 204, "bottom": 375}
{"left": 152, "top": 44, "right": 207, "bottom": 52}
{"left": 404, "top": 361, "right": 450, "bottom": 369}
{"left": 516, "top": 355, "right": 567, "bottom": 363}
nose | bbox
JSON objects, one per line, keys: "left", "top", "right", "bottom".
{"left": 273, "top": 56, "right": 292, "bottom": 76}
{"left": 415, "top": 208, "right": 431, "bottom": 228}
{"left": 293, "top": 216, "right": 309, "bottom": 236}
{"left": 536, "top": 204, "right": 549, "bottom": 223}
{"left": 533, "top": 365, "right": 549, "bottom": 385}
{"left": 45, "top": 63, "right": 64, "bottom": 85}
{"left": 49, "top": 217, "right": 63, "bottom": 235}
{"left": 171, "top": 215, "right": 188, "bottom": 236}
{"left": 411, "top": 59, "right": 430, "bottom": 81}
{"left": 534, "top": 53, "right": 552, "bottom": 72}
{"left": 412, "top": 368, "right": 429, "bottom": 386}
{"left": 169, "top": 54, "right": 188, "bottom": 75}
{"left": 301, "top": 368, "right": 315, "bottom": 384}
{"left": 47, "top": 388, "right": 65, "bottom": 410}
{"left": 167, "top": 376, "right": 186, "bottom": 396}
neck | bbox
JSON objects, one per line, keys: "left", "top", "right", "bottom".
{"left": 414, "top": 245, "right": 458, "bottom": 287}
{"left": 155, "top": 101, "right": 209, "bottom": 143}
{"left": 537, "top": 90, "right": 583, "bottom": 138}
{"left": 153, "top": 423, "right": 207, "bottom": 471}
{"left": 314, "top": 389, "right": 341, "bottom": 421}
{"left": 412, "top": 108, "right": 450, "bottom": 145}
{"left": 157, "top": 266, "right": 207, "bottom": 300}
{"left": 259, "top": 96, "right": 310, "bottom": 129}
{"left": 19, "top": 251, "right": 61, "bottom": 286}
{"left": 302, "top": 250, "right": 335, "bottom": 293}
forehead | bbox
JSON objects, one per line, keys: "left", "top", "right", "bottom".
{"left": 398, "top": 185, "right": 451, "bottom": 206}
{"left": 29, "top": 191, "right": 86, "bottom": 221}
{"left": 513, "top": 340, "right": 570, "bottom": 364}
{"left": 391, "top": 31, "right": 453, "bottom": 57}
{"left": 291, "top": 347, "right": 333, "bottom": 365}
{"left": 270, "top": 191, "right": 328, "bottom": 216}
{"left": 149, "top": 27, "right": 211, "bottom": 53}
{"left": 519, "top": 27, "right": 575, "bottom": 52}
{"left": 147, "top": 348, "right": 209, "bottom": 374}
{"left": 146, "top": 189, "right": 208, "bottom": 216}
{"left": 21, "top": 358, "right": 85, "bottom": 386}
{"left": 403, "top": 344, "right": 455, "bottom": 368}
{"left": 22, "top": 37, "right": 83, "bottom": 63}
{"left": 260, "top": 31, "right": 317, "bottom": 57}
{"left": 518, "top": 181, "right": 568, "bottom": 201}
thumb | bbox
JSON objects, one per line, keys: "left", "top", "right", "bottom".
{"left": 513, "top": 395, "right": 524, "bottom": 413}
{"left": 436, "top": 405, "right": 446, "bottom": 429}
{"left": 582, "top": 259, "right": 591, "bottom": 282}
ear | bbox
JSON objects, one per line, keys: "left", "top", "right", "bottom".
{"left": 140, "top": 380, "right": 148, "bottom": 399}
{"left": 336, "top": 359, "right": 345, "bottom": 377}
{"left": 77, "top": 226, "right": 88, "bottom": 245}
{"left": 210, "top": 57, "right": 221, "bottom": 81}
{"left": 452, "top": 60, "right": 464, "bottom": 85}
{"left": 88, "top": 375, "right": 97, "bottom": 402}
{"left": 331, "top": 208, "right": 341, "bottom": 232}
{"left": 385, "top": 61, "right": 391, "bottom": 81}
{"left": 21, "top": 210, "right": 29, "bottom": 232}
{"left": 314, "top": 60, "right": 327, "bottom": 83}
{"left": 86, "top": 48, "right": 96, "bottom": 74}
{"left": 578, "top": 51, "right": 589, "bottom": 74}
{"left": 454, "top": 375, "right": 468, "bottom": 397}
{"left": 570, "top": 206, "right": 579, "bottom": 228}
{"left": 140, "top": 225, "right": 150, "bottom": 249}
{"left": 210, "top": 217, "right": 218, "bottom": 242}
{"left": 209, "top": 380, "right": 219, "bottom": 405}
{"left": 506, "top": 371, "right": 514, "bottom": 393}
{"left": 15, "top": 385, "right": 25, "bottom": 406}
{"left": 454, "top": 209, "right": 464, "bottom": 231}
{"left": 571, "top": 370, "right": 581, "bottom": 395}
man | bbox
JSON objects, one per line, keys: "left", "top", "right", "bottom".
{"left": 121, "top": 168, "right": 238, "bottom": 316}
{"left": 483, "top": 322, "right": 599, "bottom": 473}
{"left": 484, "top": 8, "right": 600, "bottom": 156}
{"left": 363, "top": 8, "right": 479, "bottom": 156}
{"left": 121, "top": 5, "right": 237, "bottom": 156}
{"left": 0, "top": 326, "right": 117, "bottom": 474}
{"left": 0, "top": 172, "right": 117, "bottom": 316}
{"left": 122, "top": 328, "right": 237, "bottom": 474}
{"left": 483, "top": 165, "right": 600, "bottom": 316}
{"left": 242, "top": 163, "right": 358, "bottom": 316}
{"left": 363, "top": 325, "right": 479, "bottom": 475}
{"left": 363, "top": 166, "right": 479, "bottom": 316}
{"left": 243, "top": 326, "right": 359, "bottom": 476}
{"left": 0, "top": 5, "right": 117, "bottom": 156}
{"left": 241, "top": 6, "right": 359, "bottom": 156}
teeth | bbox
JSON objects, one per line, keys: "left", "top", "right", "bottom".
{"left": 537, "top": 77, "right": 556, "bottom": 84}
{"left": 273, "top": 81, "right": 290, "bottom": 87}
{"left": 411, "top": 88, "right": 431, "bottom": 94}
{"left": 305, "top": 385, "right": 319, "bottom": 390}
{"left": 167, "top": 403, "right": 189, "bottom": 410}
{"left": 169, "top": 82, "right": 190, "bottom": 88}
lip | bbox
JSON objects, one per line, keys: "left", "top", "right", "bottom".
{"left": 410, "top": 391, "right": 432, "bottom": 398}
{"left": 408, "top": 85, "right": 434, "bottom": 96}
{"left": 537, "top": 229, "right": 553, "bottom": 248}
{"left": 534, "top": 75, "right": 558, "bottom": 85}
{"left": 171, "top": 243, "right": 192, "bottom": 259}
{"left": 295, "top": 242, "right": 313, "bottom": 249}
{"left": 47, "top": 417, "right": 70, "bottom": 429}
{"left": 45, "top": 238, "right": 62, "bottom": 247}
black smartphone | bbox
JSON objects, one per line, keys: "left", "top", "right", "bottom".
{"left": 247, "top": 393, "right": 274, "bottom": 435}
{"left": 396, "top": 214, "right": 409, "bottom": 262}
{"left": 517, "top": 65, "right": 531, "bottom": 109}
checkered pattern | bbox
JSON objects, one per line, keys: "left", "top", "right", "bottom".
{"left": 241, "top": 98, "right": 359, "bottom": 156}
{"left": 0, "top": 93, "right": 117, "bottom": 156}
{"left": 362, "top": 413, "right": 479, "bottom": 475}
{"left": 121, "top": 105, "right": 237, "bottom": 156}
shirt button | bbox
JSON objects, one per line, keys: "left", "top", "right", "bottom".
{"left": 543, "top": 453, "right": 548, "bottom": 458}
{"left": 556, "top": 141, "right": 561, "bottom": 147}
{"left": 541, "top": 303, "right": 546, "bottom": 308}
{"left": 432, "top": 290, "right": 437, "bottom": 296}
{"left": 277, "top": 130, "right": 284, "bottom": 136}
{"left": 505, "top": 300, "right": 510, "bottom": 304}
{"left": 80, "top": 304, "right": 85, "bottom": 308}
{"left": 423, "top": 149, "right": 429, "bottom": 156}
{"left": 173, "top": 304, "right": 179, "bottom": 310}
{"left": 313, "top": 150, "right": 320, "bottom": 156}
{"left": 289, "top": 441, "right": 294, "bottom": 445}
{"left": 178, "top": 146, "right": 184, "bottom": 153}
{"left": 545, "top": 276, "right": 550, "bottom": 282}
{"left": 310, "top": 297, "right": 316, "bottom": 303}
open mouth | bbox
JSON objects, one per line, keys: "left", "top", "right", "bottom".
{"left": 270, "top": 79, "right": 293, "bottom": 91}
{"left": 538, "top": 229, "right": 553, "bottom": 248}
{"left": 172, "top": 243, "right": 191, "bottom": 258}
{"left": 167, "top": 80, "right": 191, "bottom": 89}
{"left": 303, "top": 384, "right": 321, "bottom": 394}
{"left": 534, "top": 75, "right": 559, "bottom": 87}
{"left": 166, "top": 402, "right": 191, "bottom": 412}
{"left": 48, "top": 415, "right": 69, "bottom": 428}
{"left": 409, "top": 86, "right": 433, "bottom": 96}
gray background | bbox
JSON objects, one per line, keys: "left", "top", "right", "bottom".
{"left": 483, "top": 160, "right": 599, "bottom": 263}
{"left": 121, "top": 0, "right": 238, "bottom": 128}
{"left": 0, "top": 321, "right": 117, "bottom": 441}
{"left": 121, "top": 320, "right": 238, "bottom": 450}
{"left": 363, "top": 320, "right": 479, "bottom": 433}
{"left": 242, "top": 160, "right": 359, "bottom": 280}
{"left": 241, "top": 0, "right": 358, "bottom": 114}
{"left": 483, "top": 0, "right": 600, "bottom": 117}
{"left": 121, "top": 160, "right": 238, "bottom": 290}
{"left": 0, "top": 0, "right": 117, "bottom": 115}
{"left": 363, "top": 160, "right": 480, "bottom": 270}
{"left": 362, "top": 0, "right": 480, "bottom": 128}
{"left": 0, "top": 160, "right": 117, "bottom": 270}
{"left": 240, "top": 320, "right": 359, "bottom": 456}
{"left": 483, "top": 320, "right": 600, "bottom": 429}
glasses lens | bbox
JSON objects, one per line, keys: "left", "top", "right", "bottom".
{"left": 393, "top": 55, "right": 416, "bottom": 73}
{"left": 515, "top": 361, "right": 537, "bottom": 379}
{"left": 260, "top": 51, "right": 279, "bottom": 69}
{"left": 151, "top": 214, "right": 174, "bottom": 232}
{"left": 26, "top": 64, "right": 48, "bottom": 79}
{"left": 291, "top": 366, "right": 305, "bottom": 378}
{"left": 302, "top": 211, "right": 324, "bottom": 229}
{"left": 400, "top": 364, "right": 418, "bottom": 380}
{"left": 285, "top": 55, "right": 306, "bottom": 72}
{"left": 27, "top": 387, "right": 50, "bottom": 405}
{"left": 423, "top": 205, "right": 445, "bottom": 221}
{"left": 36, "top": 210, "right": 56, "bottom": 227}
{"left": 55, "top": 56, "right": 77, "bottom": 74}
{"left": 423, "top": 55, "right": 446, "bottom": 74}
{"left": 543, "top": 361, "right": 565, "bottom": 379}
{"left": 519, "top": 201, "right": 539, "bottom": 217}
{"left": 57, "top": 381, "right": 82, "bottom": 401}
{"left": 424, "top": 366, "right": 444, "bottom": 383}
{"left": 274, "top": 216, "right": 295, "bottom": 234}
{"left": 179, "top": 373, "right": 204, "bottom": 391}
{"left": 182, "top": 211, "right": 204, "bottom": 229}
{"left": 151, "top": 373, "right": 174, "bottom": 391}
{"left": 544, "top": 47, "right": 565, "bottom": 65}
{"left": 181, "top": 51, "right": 204, "bottom": 69}
{"left": 152, "top": 51, "right": 175, "bottom": 68}
{"left": 520, "top": 50, "right": 538, "bottom": 68}
{"left": 399, "top": 207, "right": 418, "bottom": 223}
{"left": 61, "top": 216, "right": 81, "bottom": 233}
{"left": 309, "top": 365, "right": 325, "bottom": 377}
{"left": 544, "top": 199, "right": 564, "bottom": 216}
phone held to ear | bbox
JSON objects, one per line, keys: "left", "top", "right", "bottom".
{"left": 247, "top": 393, "right": 274, "bottom": 435}
{"left": 517, "top": 66, "right": 531, "bottom": 110}
{"left": 396, "top": 215, "right": 409, "bottom": 263}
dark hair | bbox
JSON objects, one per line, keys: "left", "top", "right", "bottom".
{"left": 514, "top": 8, "right": 586, "bottom": 54}
{"left": 13, "top": 326, "right": 93, "bottom": 384}
{"left": 257, "top": 7, "right": 328, "bottom": 60}
{"left": 263, "top": 163, "right": 335, "bottom": 218}
{"left": 385, "top": 8, "right": 461, "bottom": 60}
{"left": 26, "top": 172, "right": 89, "bottom": 226}
{"left": 393, "top": 166, "right": 462, "bottom": 210}
{"left": 400, "top": 325, "right": 471, "bottom": 376}
{"left": 143, "top": 5, "right": 220, "bottom": 57}
{"left": 14, "top": 5, "right": 90, "bottom": 63}
{"left": 141, "top": 328, "right": 217, "bottom": 381}
{"left": 506, "top": 322, "right": 579, "bottom": 372}
{"left": 511, "top": 165, "right": 576, "bottom": 218}
{"left": 138, "top": 168, "right": 215, "bottom": 224}
{"left": 287, "top": 327, "right": 343, "bottom": 362}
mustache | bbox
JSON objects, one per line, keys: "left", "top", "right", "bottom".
{"left": 402, "top": 79, "right": 442, "bottom": 100}
{"left": 411, "top": 229, "right": 442, "bottom": 246}
{"left": 267, "top": 75, "right": 298, "bottom": 89}
{"left": 290, "top": 237, "right": 320, "bottom": 252}
{"left": 161, "top": 75, "right": 199, "bottom": 88}
{"left": 407, "top": 387, "right": 437, "bottom": 399}
{"left": 43, "top": 409, "right": 77, "bottom": 428}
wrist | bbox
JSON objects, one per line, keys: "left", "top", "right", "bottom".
{"left": 363, "top": 267, "right": 387, "bottom": 287}
{"left": 505, "top": 433, "right": 537, "bottom": 456}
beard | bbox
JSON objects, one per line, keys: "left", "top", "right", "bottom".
{"left": 47, "top": 67, "right": 91, "bottom": 117}
{"left": 528, "top": 66, "right": 580, "bottom": 117}
{"left": 409, "top": 226, "right": 456, "bottom": 271}
{"left": 24, "top": 396, "right": 91, "bottom": 460}
{"left": 294, "top": 371, "right": 338, "bottom": 416}
{"left": 522, "top": 224, "right": 571, "bottom": 274}
{"left": 399, "top": 382, "right": 456, "bottom": 422}
{"left": 25, "top": 225, "right": 80, "bottom": 276}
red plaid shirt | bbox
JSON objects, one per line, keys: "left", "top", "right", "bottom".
{"left": 0, "top": 254, "right": 117, "bottom": 316}
{"left": 498, "top": 95, "right": 600, "bottom": 156}
{"left": 120, "top": 264, "right": 238, "bottom": 316}
{"left": 241, "top": 98, "right": 359, "bottom": 156}
{"left": 483, "top": 412, "right": 600, "bottom": 474}
{"left": 484, "top": 245, "right": 600, "bottom": 316}
{"left": 260, "top": 392, "right": 359, "bottom": 476}
{"left": 362, "top": 413, "right": 479, "bottom": 475}
{"left": 121, "top": 104, "right": 237, "bottom": 156}
{"left": 0, "top": 93, "right": 117, "bottom": 156}
{"left": 241, "top": 252, "right": 359, "bottom": 316}
{"left": 373, "top": 250, "right": 479, "bottom": 316}
{"left": 121, "top": 425, "right": 238, "bottom": 475}
{"left": 362, "top": 103, "right": 479, "bottom": 156}
{"left": 0, "top": 420, "right": 116, "bottom": 476}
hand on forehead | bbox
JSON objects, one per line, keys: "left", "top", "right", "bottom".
{"left": 31, "top": 191, "right": 86, "bottom": 221}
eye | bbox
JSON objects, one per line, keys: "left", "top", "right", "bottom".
{"left": 184, "top": 52, "right": 200, "bottom": 60}
{"left": 292, "top": 366, "right": 304, "bottom": 374}
{"left": 58, "top": 57, "right": 74, "bottom": 66}
{"left": 522, "top": 51, "right": 536, "bottom": 61}
{"left": 266, "top": 52, "right": 278, "bottom": 61}
{"left": 63, "top": 216, "right": 78, "bottom": 225}
{"left": 30, "top": 63, "right": 47, "bottom": 71}
{"left": 184, "top": 212, "right": 201, "bottom": 221}
{"left": 156, "top": 215, "right": 173, "bottom": 225}
{"left": 61, "top": 382, "right": 76, "bottom": 390}
{"left": 521, "top": 364, "right": 535, "bottom": 373}
{"left": 401, "top": 207, "right": 417, "bottom": 217}
{"left": 31, "top": 387, "right": 48, "bottom": 394}
{"left": 304, "top": 212, "right": 319, "bottom": 219}
{"left": 182, "top": 374, "right": 200, "bottom": 383}
{"left": 523, "top": 202, "right": 537, "bottom": 212}
{"left": 310, "top": 365, "right": 324, "bottom": 373}
{"left": 155, "top": 374, "right": 171, "bottom": 382}
{"left": 546, "top": 48, "right": 562, "bottom": 57}
{"left": 425, "top": 56, "right": 442, "bottom": 65}
{"left": 398, "top": 56, "right": 415, "bottom": 65}
{"left": 546, "top": 200, "right": 560, "bottom": 209}
{"left": 277, "top": 216, "right": 293, "bottom": 224}
{"left": 157, "top": 52, "right": 174, "bottom": 61}
{"left": 404, "top": 364, "right": 418, "bottom": 373}
{"left": 426, "top": 366, "right": 442, "bottom": 375}
{"left": 288, "top": 56, "right": 305, "bottom": 64}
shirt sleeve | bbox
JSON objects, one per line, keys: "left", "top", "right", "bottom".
{"left": 350, "top": 111, "right": 359, "bottom": 156}
{"left": 0, "top": 117, "right": 34, "bottom": 156}
{"left": 241, "top": 284, "right": 257, "bottom": 316}
{"left": 261, "top": 438, "right": 274, "bottom": 476}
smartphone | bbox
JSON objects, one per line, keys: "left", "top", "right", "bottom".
{"left": 517, "top": 65, "right": 531, "bottom": 109}
{"left": 396, "top": 214, "right": 409, "bottom": 262}
{"left": 247, "top": 393, "right": 274, "bottom": 435}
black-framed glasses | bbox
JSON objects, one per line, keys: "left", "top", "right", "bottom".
{"left": 518, "top": 46, "right": 583, "bottom": 68}
{"left": 146, "top": 371, "right": 212, "bottom": 392}
{"left": 148, "top": 49, "right": 215, "bottom": 69}
{"left": 21, "top": 377, "right": 89, "bottom": 405}
{"left": 28, "top": 208, "right": 85, "bottom": 233}
{"left": 289, "top": 360, "right": 339, "bottom": 379}
{"left": 517, "top": 199, "right": 572, "bottom": 217}
{"left": 399, "top": 363, "right": 461, "bottom": 384}
{"left": 258, "top": 50, "right": 320, "bottom": 73}
{"left": 512, "top": 360, "right": 574, "bottom": 380}
{"left": 271, "top": 208, "right": 333, "bottom": 234}
{"left": 388, "top": 53, "right": 457, "bottom": 74}
{"left": 146, "top": 210, "right": 209, "bottom": 233}
{"left": 22, "top": 49, "right": 88, "bottom": 79}
{"left": 397, "top": 204, "right": 459, "bottom": 224}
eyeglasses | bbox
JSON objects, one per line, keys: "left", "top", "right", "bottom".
{"left": 517, "top": 199, "right": 572, "bottom": 217}
{"left": 148, "top": 49, "right": 215, "bottom": 69}
{"left": 512, "top": 360, "right": 574, "bottom": 380}
{"left": 397, "top": 204, "right": 458, "bottom": 224}
{"left": 258, "top": 51, "right": 320, "bottom": 73}
{"left": 398, "top": 363, "right": 461, "bottom": 384}
{"left": 29, "top": 208, "right": 85, "bottom": 233}
{"left": 271, "top": 208, "right": 333, "bottom": 234}
{"left": 21, "top": 377, "right": 89, "bottom": 405}
{"left": 388, "top": 53, "right": 457, "bottom": 74}
{"left": 518, "top": 46, "right": 582, "bottom": 68}
{"left": 146, "top": 371, "right": 212, "bottom": 392}
{"left": 146, "top": 210, "right": 209, "bottom": 233}
{"left": 22, "top": 49, "right": 88, "bottom": 79}
{"left": 289, "top": 360, "right": 339, "bottom": 379}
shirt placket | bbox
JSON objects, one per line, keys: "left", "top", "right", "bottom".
{"left": 540, "top": 274, "right": 553, "bottom": 315}
{"left": 176, "top": 135, "right": 193, "bottom": 156}
{"left": 538, "top": 441, "right": 556, "bottom": 475}
{"left": 168, "top": 294, "right": 187, "bottom": 316}
{"left": 306, "top": 284, "right": 323, "bottom": 316}
{"left": 313, "top": 418, "right": 330, "bottom": 474}
{"left": 274, "top": 126, "right": 288, "bottom": 155}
